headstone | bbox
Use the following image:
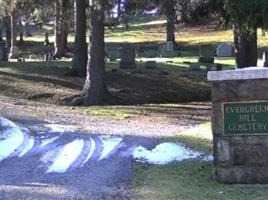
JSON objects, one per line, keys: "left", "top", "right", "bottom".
{"left": 263, "top": 51, "right": 268, "bottom": 67}
{"left": 216, "top": 43, "right": 234, "bottom": 57}
{"left": 145, "top": 61, "right": 157, "bottom": 69}
{"left": 44, "top": 53, "right": 52, "bottom": 61}
{"left": 216, "top": 64, "right": 223, "bottom": 71}
{"left": 199, "top": 45, "right": 215, "bottom": 64}
{"left": 189, "top": 63, "right": 200, "bottom": 71}
{"left": 137, "top": 46, "right": 159, "bottom": 58}
{"left": 166, "top": 41, "right": 174, "bottom": 51}
{"left": 160, "top": 41, "right": 177, "bottom": 58}
{"left": 198, "top": 57, "right": 214, "bottom": 64}
{"left": 108, "top": 50, "right": 119, "bottom": 61}
{"left": 208, "top": 68, "right": 268, "bottom": 184}
{"left": 119, "top": 45, "right": 136, "bottom": 69}
{"left": 17, "top": 58, "right": 25, "bottom": 62}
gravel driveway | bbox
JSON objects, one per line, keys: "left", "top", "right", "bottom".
{"left": 0, "top": 95, "right": 211, "bottom": 200}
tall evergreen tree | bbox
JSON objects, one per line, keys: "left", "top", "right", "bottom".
{"left": 53, "top": 0, "right": 71, "bottom": 59}
{"left": 211, "top": 0, "right": 268, "bottom": 68}
{"left": 72, "top": 0, "right": 112, "bottom": 106}
{"left": 69, "top": 0, "right": 87, "bottom": 77}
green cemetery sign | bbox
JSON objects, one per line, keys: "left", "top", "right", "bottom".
{"left": 223, "top": 101, "right": 268, "bottom": 135}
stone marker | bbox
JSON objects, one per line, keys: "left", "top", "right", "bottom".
{"left": 263, "top": 51, "right": 268, "bottom": 67}
{"left": 119, "top": 45, "right": 136, "bottom": 69}
{"left": 216, "top": 64, "right": 223, "bottom": 71}
{"left": 161, "top": 41, "right": 177, "bottom": 58}
{"left": 137, "top": 45, "right": 159, "bottom": 58}
{"left": 208, "top": 68, "right": 268, "bottom": 184}
{"left": 145, "top": 61, "right": 157, "bottom": 69}
{"left": 108, "top": 50, "right": 119, "bottom": 61}
{"left": 199, "top": 45, "right": 215, "bottom": 64}
{"left": 216, "top": 43, "right": 234, "bottom": 57}
{"left": 189, "top": 63, "right": 200, "bottom": 71}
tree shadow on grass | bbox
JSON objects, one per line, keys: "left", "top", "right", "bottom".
{"left": 0, "top": 70, "right": 81, "bottom": 90}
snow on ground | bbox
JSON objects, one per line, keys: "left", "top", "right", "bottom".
{"left": 80, "top": 137, "right": 96, "bottom": 167}
{"left": 45, "top": 139, "right": 85, "bottom": 173}
{"left": 98, "top": 136, "right": 124, "bottom": 161}
{"left": 18, "top": 137, "right": 35, "bottom": 157}
{"left": 0, "top": 117, "right": 25, "bottom": 161}
{"left": 132, "top": 143, "right": 202, "bottom": 165}
{"left": 0, "top": 117, "right": 213, "bottom": 174}
{"left": 41, "top": 136, "right": 60, "bottom": 147}
{"left": 45, "top": 124, "right": 76, "bottom": 133}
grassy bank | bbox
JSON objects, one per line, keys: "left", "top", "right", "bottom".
{"left": 131, "top": 122, "right": 268, "bottom": 200}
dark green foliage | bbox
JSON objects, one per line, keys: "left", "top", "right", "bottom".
{"left": 211, "top": 0, "right": 268, "bottom": 30}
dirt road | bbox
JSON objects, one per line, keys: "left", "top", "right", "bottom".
{"left": 0, "top": 96, "right": 211, "bottom": 200}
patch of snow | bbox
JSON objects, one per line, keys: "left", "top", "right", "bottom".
{"left": 19, "top": 137, "right": 35, "bottom": 157}
{"left": 0, "top": 117, "right": 25, "bottom": 161}
{"left": 132, "top": 143, "right": 201, "bottom": 165}
{"left": 45, "top": 124, "right": 76, "bottom": 133}
{"left": 0, "top": 117, "right": 17, "bottom": 128}
{"left": 46, "top": 139, "right": 85, "bottom": 173}
{"left": 80, "top": 137, "right": 96, "bottom": 167}
{"left": 203, "top": 155, "right": 214, "bottom": 162}
{"left": 40, "top": 136, "right": 59, "bottom": 147}
{"left": 98, "top": 136, "right": 123, "bottom": 161}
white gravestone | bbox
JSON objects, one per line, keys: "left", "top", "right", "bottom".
{"left": 216, "top": 43, "right": 234, "bottom": 57}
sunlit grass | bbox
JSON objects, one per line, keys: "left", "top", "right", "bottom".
{"left": 131, "top": 121, "right": 268, "bottom": 200}
{"left": 131, "top": 161, "right": 268, "bottom": 200}
{"left": 78, "top": 106, "right": 144, "bottom": 120}
{"left": 23, "top": 33, "right": 75, "bottom": 43}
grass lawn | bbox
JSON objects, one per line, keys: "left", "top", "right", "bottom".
{"left": 131, "top": 122, "right": 268, "bottom": 200}
{"left": 0, "top": 60, "right": 211, "bottom": 119}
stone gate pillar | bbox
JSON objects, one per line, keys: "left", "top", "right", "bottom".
{"left": 208, "top": 68, "right": 268, "bottom": 184}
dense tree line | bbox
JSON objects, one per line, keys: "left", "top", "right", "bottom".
{"left": 0, "top": 0, "right": 267, "bottom": 105}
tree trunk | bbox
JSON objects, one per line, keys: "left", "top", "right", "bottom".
{"left": 53, "top": 1, "right": 61, "bottom": 59}
{"left": 3, "top": 16, "right": 11, "bottom": 48}
{"left": 24, "top": 21, "right": 32, "bottom": 37}
{"left": 60, "top": 0, "right": 70, "bottom": 54}
{"left": 233, "top": 24, "right": 258, "bottom": 68}
{"left": 53, "top": 0, "right": 69, "bottom": 59}
{"left": 165, "top": 0, "right": 176, "bottom": 43}
{"left": 73, "top": 0, "right": 77, "bottom": 32}
{"left": 181, "top": 0, "right": 189, "bottom": 23}
{"left": 117, "top": 0, "right": 122, "bottom": 19}
{"left": 0, "top": 29, "right": 3, "bottom": 42}
{"left": 69, "top": 0, "right": 87, "bottom": 77}
{"left": 72, "top": 0, "right": 110, "bottom": 106}
{"left": 0, "top": 18, "right": 3, "bottom": 42}
{"left": 9, "top": 10, "right": 19, "bottom": 59}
